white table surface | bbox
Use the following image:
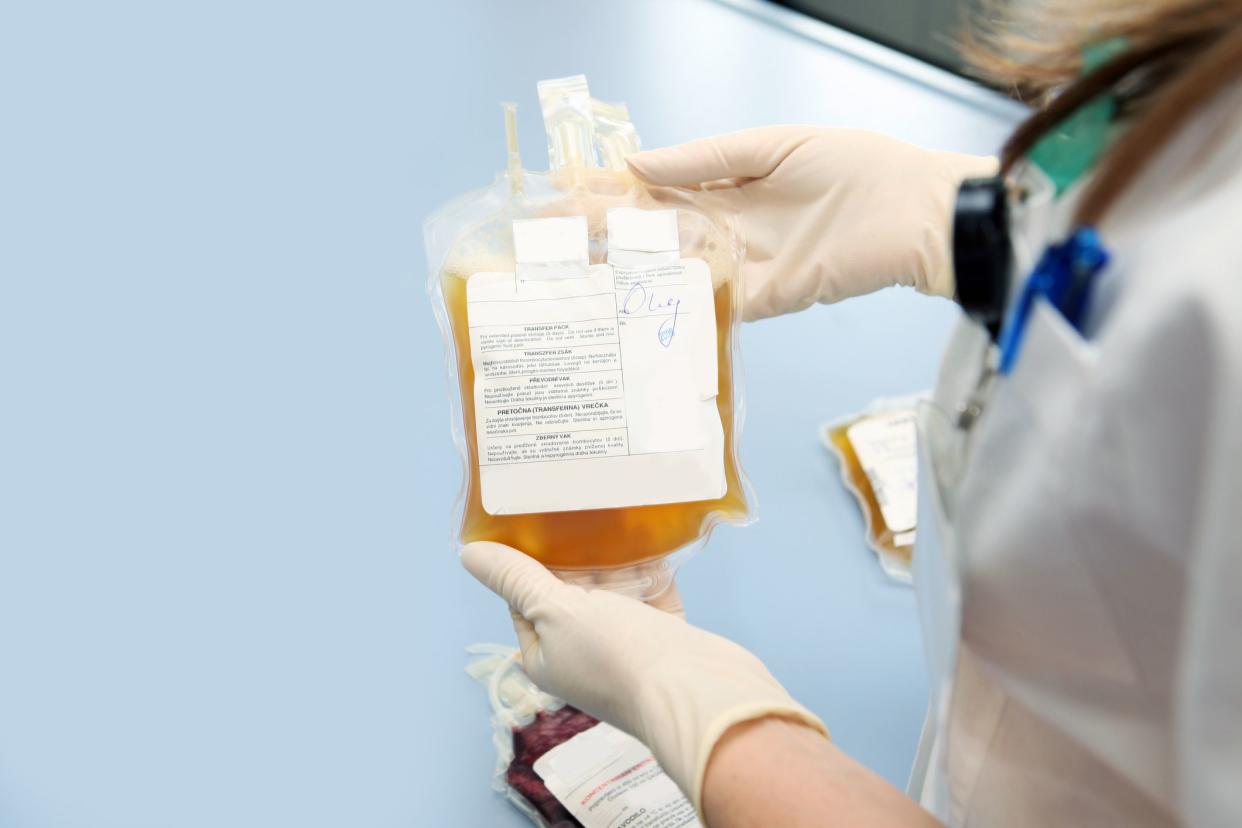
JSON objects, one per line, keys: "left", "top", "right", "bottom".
{"left": 0, "top": 1, "right": 1022, "bottom": 825}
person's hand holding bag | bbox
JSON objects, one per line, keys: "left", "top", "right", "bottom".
{"left": 461, "top": 541, "right": 828, "bottom": 815}
{"left": 627, "top": 126, "right": 998, "bottom": 319}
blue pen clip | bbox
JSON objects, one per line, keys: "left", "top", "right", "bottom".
{"left": 996, "top": 226, "right": 1110, "bottom": 374}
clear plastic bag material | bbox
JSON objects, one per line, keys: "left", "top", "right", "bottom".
{"left": 426, "top": 76, "right": 754, "bottom": 598}
{"left": 466, "top": 645, "right": 701, "bottom": 828}
{"left": 821, "top": 396, "right": 922, "bottom": 584}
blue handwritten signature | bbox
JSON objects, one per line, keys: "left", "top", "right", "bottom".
{"left": 620, "top": 283, "right": 681, "bottom": 347}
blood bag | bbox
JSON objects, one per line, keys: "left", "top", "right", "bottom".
{"left": 425, "top": 76, "right": 754, "bottom": 597}
{"left": 822, "top": 399, "right": 920, "bottom": 583}
{"left": 466, "top": 645, "right": 701, "bottom": 828}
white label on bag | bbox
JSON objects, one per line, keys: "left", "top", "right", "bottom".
{"left": 846, "top": 411, "right": 918, "bottom": 538}
{"left": 467, "top": 222, "right": 724, "bottom": 515}
{"left": 533, "top": 722, "right": 702, "bottom": 828}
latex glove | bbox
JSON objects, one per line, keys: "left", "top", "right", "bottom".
{"left": 627, "top": 126, "right": 998, "bottom": 320}
{"left": 461, "top": 541, "right": 828, "bottom": 813}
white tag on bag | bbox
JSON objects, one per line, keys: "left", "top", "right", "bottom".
{"left": 533, "top": 722, "right": 702, "bottom": 828}
{"left": 466, "top": 215, "right": 725, "bottom": 515}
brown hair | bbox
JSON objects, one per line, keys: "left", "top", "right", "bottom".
{"left": 963, "top": 0, "right": 1242, "bottom": 224}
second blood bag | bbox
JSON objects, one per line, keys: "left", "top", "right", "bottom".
{"left": 466, "top": 645, "right": 701, "bottom": 828}
{"left": 426, "top": 76, "right": 754, "bottom": 596}
{"left": 822, "top": 398, "right": 920, "bottom": 583}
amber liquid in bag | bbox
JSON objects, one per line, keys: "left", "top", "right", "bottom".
{"left": 442, "top": 271, "right": 748, "bottom": 570}
{"left": 827, "top": 422, "right": 912, "bottom": 568}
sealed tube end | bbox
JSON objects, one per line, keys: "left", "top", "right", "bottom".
{"left": 537, "top": 75, "right": 598, "bottom": 173}
{"left": 502, "top": 101, "right": 523, "bottom": 196}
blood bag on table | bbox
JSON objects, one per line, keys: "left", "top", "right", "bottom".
{"left": 822, "top": 399, "right": 920, "bottom": 583}
{"left": 425, "top": 76, "right": 754, "bottom": 598}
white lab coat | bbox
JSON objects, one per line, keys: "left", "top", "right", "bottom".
{"left": 910, "top": 81, "right": 1242, "bottom": 826}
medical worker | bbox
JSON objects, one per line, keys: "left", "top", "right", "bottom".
{"left": 463, "top": 2, "right": 1242, "bottom": 824}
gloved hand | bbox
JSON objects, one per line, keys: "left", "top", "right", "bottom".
{"left": 627, "top": 126, "right": 998, "bottom": 320}
{"left": 461, "top": 541, "right": 828, "bottom": 813}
